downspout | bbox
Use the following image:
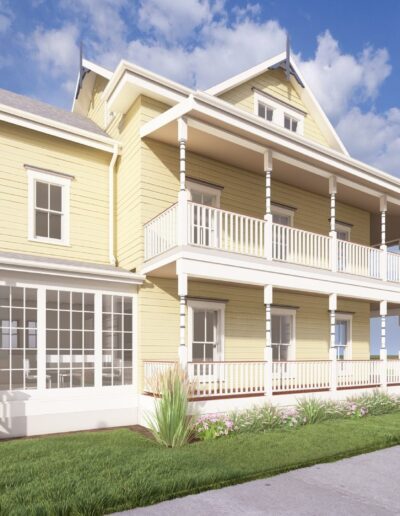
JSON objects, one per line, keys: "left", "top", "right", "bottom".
{"left": 109, "top": 143, "right": 119, "bottom": 265}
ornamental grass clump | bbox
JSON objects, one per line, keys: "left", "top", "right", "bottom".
{"left": 231, "top": 404, "right": 283, "bottom": 433}
{"left": 296, "top": 398, "right": 341, "bottom": 425}
{"left": 194, "top": 414, "right": 234, "bottom": 440}
{"left": 147, "top": 365, "right": 194, "bottom": 448}
{"left": 345, "top": 390, "right": 400, "bottom": 417}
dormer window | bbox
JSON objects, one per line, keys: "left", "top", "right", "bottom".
{"left": 257, "top": 102, "right": 274, "bottom": 122}
{"left": 284, "top": 114, "right": 298, "bottom": 133}
{"left": 254, "top": 89, "right": 304, "bottom": 136}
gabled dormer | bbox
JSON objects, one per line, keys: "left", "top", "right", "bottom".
{"left": 206, "top": 51, "right": 348, "bottom": 155}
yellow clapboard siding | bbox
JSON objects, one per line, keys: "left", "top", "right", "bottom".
{"left": 0, "top": 121, "right": 110, "bottom": 263}
{"left": 219, "top": 68, "right": 330, "bottom": 148}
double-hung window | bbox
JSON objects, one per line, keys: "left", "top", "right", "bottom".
{"left": 258, "top": 102, "right": 274, "bottom": 122}
{"left": 27, "top": 168, "right": 71, "bottom": 245}
{"left": 335, "top": 316, "right": 352, "bottom": 360}
{"left": 271, "top": 309, "right": 295, "bottom": 362}
{"left": 284, "top": 114, "right": 299, "bottom": 133}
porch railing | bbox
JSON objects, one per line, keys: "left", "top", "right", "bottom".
{"left": 272, "top": 360, "right": 331, "bottom": 392}
{"left": 143, "top": 359, "right": 398, "bottom": 398}
{"left": 187, "top": 361, "right": 265, "bottom": 397}
{"left": 336, "top": 360, "right": 381, "bottom": 388}
{"left": 144, "top": 202, "right": 400, "bottom": 283}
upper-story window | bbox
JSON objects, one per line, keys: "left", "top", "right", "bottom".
{"left": 257, "top": 102, "right": 274, "bottom": 122}
{"left": 272, "top": 204, "right": 295, "bottom": 226}
{"left": 187, "top": 178, "right": 222, "bottom": 208}
{"left": 254, "top": 90, "right": 304, "bottom": 136}
{"left": 27, "top": 168, "right": 71, "bottom": 246}
{"left": 336, "top": 222, "right": 351, "bottom": 241}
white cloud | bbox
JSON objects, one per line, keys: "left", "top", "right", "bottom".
{"left": 0, "top": 0, "right": 12, "bottom": 33}
{"left": 299, "top": 31, "right": 391, "bottom": 121}
{"left": 336, "top": 107, "right": 400, "bottom": 174}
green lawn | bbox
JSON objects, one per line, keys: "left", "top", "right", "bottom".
{"left": 2, "top": 413, "right": 400, "bottom": 515}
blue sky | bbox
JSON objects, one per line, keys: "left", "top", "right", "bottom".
{"left": 0, "top": 0, "right": 399, "bottom": 353}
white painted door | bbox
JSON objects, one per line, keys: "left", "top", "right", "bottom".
{"left": 190, "top": 307, "right": 222, "bottom": 381}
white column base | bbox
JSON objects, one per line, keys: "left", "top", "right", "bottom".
{"left": 380, "top": 348, "right": 388, "bottom": 389}
{"left": 178, "top": 345, "right": 188, "bottom": 369}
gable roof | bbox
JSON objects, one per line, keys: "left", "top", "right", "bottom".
{"left": 206, "top": 52, "right": 348, "bottom": 156}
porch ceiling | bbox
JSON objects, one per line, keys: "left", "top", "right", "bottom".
{"left": 142, "top": 117, "right": 400, "bottom": 216}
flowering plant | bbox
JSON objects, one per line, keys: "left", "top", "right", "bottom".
{"left": 194, "top": 414, "right": 234, "bottom": 440}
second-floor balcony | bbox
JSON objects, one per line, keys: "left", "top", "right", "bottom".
{"left": 144, "top": 201, "right": 400, "bottom": 284}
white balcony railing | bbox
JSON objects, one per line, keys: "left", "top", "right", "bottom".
{"left": 144, "top": 202, "right": 400, "bottom": 283}
{"left": 144, "top": 359, "right": 397, "bottom": 398}
{"left": 337, "top": 240, "right": 381, "bottom": 279}
{"left": 272, "top": 224, "right": 330, "bottom": 269}
{"left": 188, "top": 203, "right": 265, "bottom": 257}
{"left": 144, "top": 203, "right": 178, "bottom": 261}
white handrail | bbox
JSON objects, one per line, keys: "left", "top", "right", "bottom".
{"left": 144, "top": 204, "right": 178, "bottom": 260}
{"left": 188, "top": 203, "right": 265, "bottom": 257}
{"left": 337, "top": 240, "right": 381, "bottom": 279}
{"left": 336, "top": 360, "right": 381, "bottom": 388}
{"left": 272, "top": 224, "right": 330, "bottom": 269}
{"left": 387, "top": 359, "right": 400, "bottom": 385}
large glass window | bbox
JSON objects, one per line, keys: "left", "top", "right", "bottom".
{"left": 102, "top": 295, "right": 133, "bottom": 386}
{"left": 272, "top": 313, "right": 293, "bottom": 361}
{"left": 335, "top": 318, "right": 351, "bottom": 360}
{"left": 0, "top": 286, "right": 37, "bottom": 390}
{"left": 46, "top": 290, "right": 95, "bottom": 388}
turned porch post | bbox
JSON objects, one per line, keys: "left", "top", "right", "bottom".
{"left": 264, "top": 150, "right": 273, "bottom": 260}
{"left": 329, "top": 293, "right": 337, "bottom": 391}
{"left": 177, "top": 267, "right": 188, "bottom": 368}
{"left": 329, "top": 176, "right": 338, "bottom": 272}
{"left": 264, "top": 285, "right": 273, "bottom": 396}
{"left": 380, "top": 300, "right": 388, "bottom": 389}
{"left": 177, "top": 117, "right": 188, "bottom": 246}
{"left": 380, "top": 195, "right": 388, "bottom": 281}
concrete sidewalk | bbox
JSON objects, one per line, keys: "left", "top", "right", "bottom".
{"left": 115, "top": 446, "right": 400, "bottom": 515}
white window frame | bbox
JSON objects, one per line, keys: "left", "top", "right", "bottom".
{"left": 186, "top": 179, "right": 221, "bottom": 208}
{"left": 254, "top": 91, "right": 304, "bottom": 136}
{"left": 27, "top": 168, "right": 71, "bottom": 246}
{"left": 187, "top": 299, "right": 225, "bottom": 362}
{"left": 271, "top": 307, "right": 296, "bottom": 361}
{"left": 271, "top": 204, "right": 295, "bottom": 226}
{"left": 284, "top": 113, "right": 300, "bottom": 133}
{"left": 257, "top": 101, "right": 275, "bottom": 122}
{"left": 336, "top": 222, "right": 351, "bottom": 241}
{"left": 335, "top": 314, "right": 352, "bottom": 360}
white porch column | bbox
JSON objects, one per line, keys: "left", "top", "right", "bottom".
{"left": 178, "top": 271, "right": 188, "bottom": 368}
{"left": 329, "top": 293, "right": 337, "bottom": 391}
{"left": 177, "top": 117, "right": 188, "bottom": 246}
{"left": 380, "top": 195, "right": 388, "bottom": 281}
{"left": 329, "top": 176, "right": 338, "bottom": 273}
{"left": 380, "top": 300, "right": 388, "bottom": 389}
{"left": 264, "top": 285, "right": 273, "bottom": 396}
{"left": 264, "top": 150, "right": 273, "bottom": 261}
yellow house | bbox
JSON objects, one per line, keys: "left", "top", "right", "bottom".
{"left": 1, "top": 51, "right": 400, "bottom": 437}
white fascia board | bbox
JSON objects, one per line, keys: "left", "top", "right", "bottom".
{"left": 0, "top": 255, "right": 145, "bottom": 284}
{"left": 140, "top": 97, "right": 194, "bottom": 138}
{"left": 190, "top": 92, "right": 400, "bottom": 196}
{"left": 206, "top": 52, "right": 287, "bottom": 96}
{"left": 0, "top": 104, "right": 120, "bottom": 154}
{"left": 103, "top": 59, "right": 193, "bottom": 108}
{"left": 82, "top": 59, "right": 113, "bottom": 80}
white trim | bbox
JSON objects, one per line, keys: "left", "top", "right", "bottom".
{"left": 336, "top": 222, "right": 351, "bottom": 241}
{"left": 82, "top": 59, "right": 113, "bottom": 80}
{"left": 271, "top": 204, "right": 295, "bottom": 226}
{"left": 271, "top": 306, "right": 296, "bottom": 360}
{"left": 108, "top": 144, "right": 119, "bottom": 265}
{"left": 187, "top": 299, "right": 225, "bottom": 362}
{"left": 186, "top": 179, "right": 221, "bottom": 207}
{"left": 254, "top": 91, "right": 304, "bottom": 136}
{"left": 27, "top": 168, "right": 71, "bottom": 246}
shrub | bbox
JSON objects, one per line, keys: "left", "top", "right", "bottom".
{"left": 146, "top": 365, "right": 194, "bottom": 448}
{"left": 345, "top": 390, "right": 400, "bottom": 417}
{"left": 194, "top": 414, "right": 234, "bottom": 440}
{"left": 231, "top": 404, "right": 284, "bottom": 433}
{"left": 296, "top": 398, "right": 341, "bottom": 425}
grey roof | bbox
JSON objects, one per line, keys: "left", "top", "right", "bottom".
{"left": 0, "top": 87, "right": 109, "bottom": 138}
{"left": 0, "top": 250, "right": 133, "bottom": 275}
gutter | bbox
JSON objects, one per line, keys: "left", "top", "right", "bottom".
{"left": 109, "top": 143, "right": 119, "bottom": 265}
